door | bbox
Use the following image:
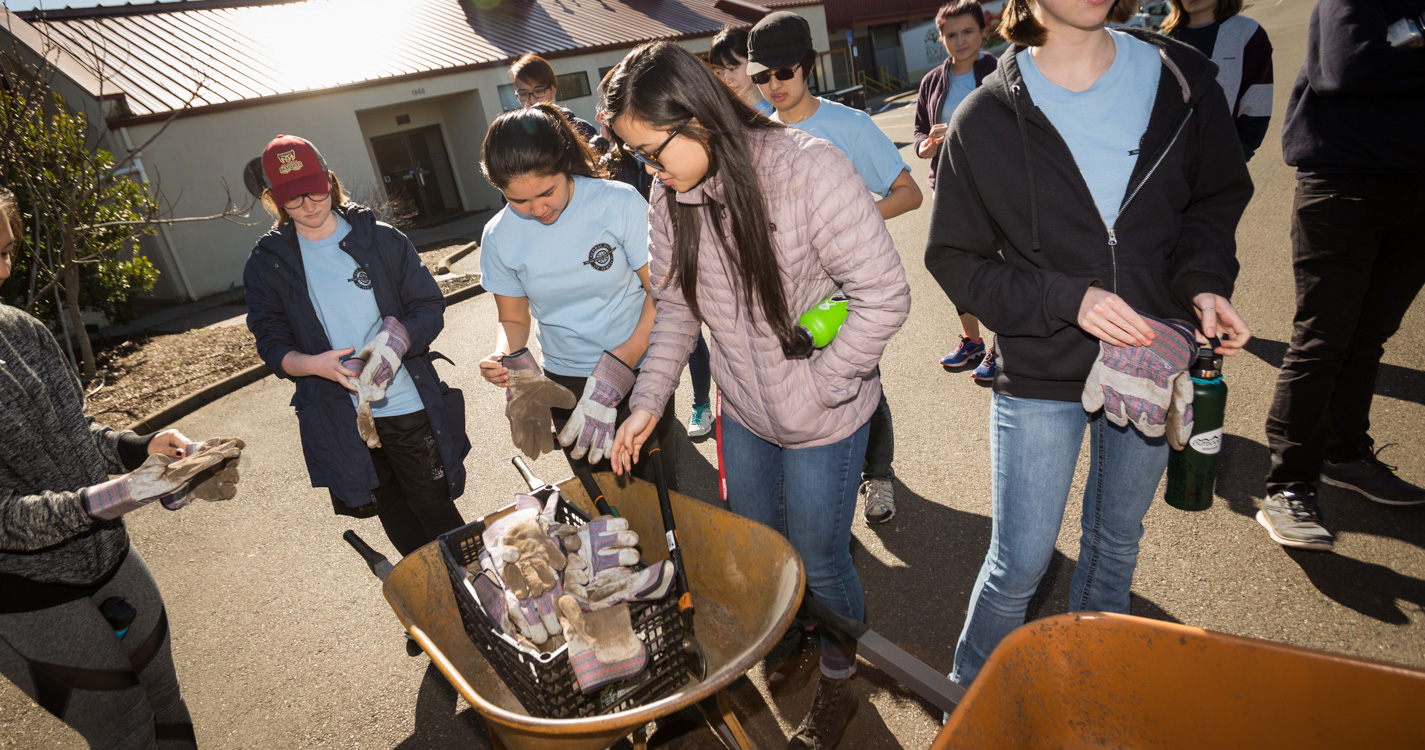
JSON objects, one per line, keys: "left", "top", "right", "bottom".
{"left": 371, "top": 125, "right": 461, "bottom": 224}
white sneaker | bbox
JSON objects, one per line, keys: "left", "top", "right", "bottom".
{"left": 687, "top": 405, "right": 713, "bottom": 438}
{"left": 860, "top": 479, "right": 895, "bottom": 524}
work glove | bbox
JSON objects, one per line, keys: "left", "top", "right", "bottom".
{"left": 502, "top": 348, "right": 576, "bottom": 460}
{"left": 468, "top": 559, "right": 564, "bottom": 649}
{"left": 82, "top": 448, "right": 227, "bottom": 520}
{"left": 558, "top": 351, "right": 635, "bottom": 464}
{"left": 555, "top": 516, "right": 677, "bottom": 609}
{"left": 1082, "top": 313, "right": 1198, "bottom": 449}
{"left": 482, "top": 497, "right": 567, "bottom": 599}
{"left": 157, "top": 437, "right": 246, "bottom": 510}
{"left": 347, "top": 317, "right": 411, "bottom": 449}
{"left": 557, "top": 595, "right": 648, "bottom": 693}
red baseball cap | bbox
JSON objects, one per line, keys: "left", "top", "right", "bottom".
{"left": 262, "top": 135, "right": 330, "bottom": 206}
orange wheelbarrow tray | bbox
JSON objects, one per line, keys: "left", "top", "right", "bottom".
{"left": 932, "top": 611, "right": 1425, "bottom": 749}
{"left": 347, "top": 470, "right": 805, "bottom": 750}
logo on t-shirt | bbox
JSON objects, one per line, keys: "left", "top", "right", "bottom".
{"left": 584, "top": 243, "right": 615, "bottom": 271}
{"left": 349, "top": 267, "right": 373, "bottom": 290}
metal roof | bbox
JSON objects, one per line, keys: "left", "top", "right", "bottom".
{"left": 17, "top": 0, "right": 820, "bottom": 122}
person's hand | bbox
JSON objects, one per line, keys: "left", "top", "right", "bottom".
{"left": 1078, "top": 287, "right": 1154, "bottom": 347}
{"left": 315, "top": 348, "right": 360, "bottom": 390}
{"left": 479, "top": 352, "right": 510, "bottom": 387}
{"left": 147, "top": 429, "right": 194, "bottom": 458}
{"left": 918, "top": 124, "right": 949, "bottom": 159}
{"left": 610, "top": 409, "right": 658, "bottom": 475}
{"left": 1192, "top": 293, "right": 1251, "bottom": 356}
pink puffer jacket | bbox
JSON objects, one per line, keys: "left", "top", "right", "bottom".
{"left": 629, "top": 126, "right": 911, "bottom": 449}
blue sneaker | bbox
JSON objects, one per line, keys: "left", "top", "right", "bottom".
{"left": 940, "top": 336, "right": 985, "bottom": 368}
{"left": 972, "top": 345, "right": 998, "bottom": 381}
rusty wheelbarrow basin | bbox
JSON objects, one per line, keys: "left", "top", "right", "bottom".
{"left": 380, "top": 472, "right": 804, "bottom": 750}
{"left": 934, "top": 612, "right": 1425, "bottom": 749}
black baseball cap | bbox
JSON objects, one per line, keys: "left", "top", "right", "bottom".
{"left": 747, "top": 12, "right": 813, "bottom": 74}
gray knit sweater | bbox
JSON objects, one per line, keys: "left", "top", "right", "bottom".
{"left": 0, "top": 304, "right": 148, "bottom": 589}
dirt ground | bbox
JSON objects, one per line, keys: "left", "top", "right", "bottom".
{"left": 84, "top": 245, "right": 476, "bottom": 429}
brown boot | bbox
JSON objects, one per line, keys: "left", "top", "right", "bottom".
{"left": 787, "top": 673, "right": 858, "bottom": 749}
{"left": 768, "top": 627, "right": 820, "bottom": 696}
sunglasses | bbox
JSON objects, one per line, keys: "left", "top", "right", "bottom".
{"left": 750, "top": 67, "right": 799, "bottom": 85}
{"left": 282, "top": 191, "right": 331, "bottom": 210}
{"left": 623, "top": 120, "right": 691, "bottom": 172}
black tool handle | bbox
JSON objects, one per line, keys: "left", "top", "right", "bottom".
{"left": 571, "top": 460, "right": 616, "bottom": 517}
{"left": 344, "top": 530, "right": 394, "bottom": 581}
{"left": 650, "top": 449, "right": 693, "bottom": 603}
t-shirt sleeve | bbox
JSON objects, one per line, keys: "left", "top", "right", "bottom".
{"left": 476, "top": 224, "right": 525, "bottom": 298}
{"left": 620, "top": 189, "right": 651, "bottom": 270}
{"left": 856, "top": 115, "right": 911, "bottom": 197}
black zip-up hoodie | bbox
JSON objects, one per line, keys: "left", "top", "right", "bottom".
{"left": 925, "top": 29, "right": 1253, "bottom": 402}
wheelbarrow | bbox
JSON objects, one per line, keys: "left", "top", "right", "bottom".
{"left": 345, "top": 467, "right": 805, "bottom": 750}
{"left": 931, "top": 611, "right": 1425, "bottom": 748}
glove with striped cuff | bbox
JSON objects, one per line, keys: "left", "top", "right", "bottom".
{"left": 1082, "top": 313, "right": 1198, "bottom": 449}
{"left": 557, "top": 351, "right": 635, "bottom": 464}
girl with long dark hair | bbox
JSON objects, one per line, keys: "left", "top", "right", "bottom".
{"left": 476, "top": 103, "right": 677, "bottom": 485}
{"left": 604, "top": 42, "right": 910, "bottom": 749}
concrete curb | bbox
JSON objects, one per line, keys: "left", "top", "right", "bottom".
{"left": 123, "top": 279, "right": 486, "bottom": 432}
{"left": 435, "top": 240, "right": 479, "bottom": 274}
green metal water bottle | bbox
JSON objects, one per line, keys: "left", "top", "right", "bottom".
{"left": 786, "top": 288, "right": 849, "bottom": 357}
{"left": 1165, "top": 347, "right": 1227, "bottom": 511}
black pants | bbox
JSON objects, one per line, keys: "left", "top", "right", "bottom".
{"left": 1265, "top": 173, "right": 1425, "bottom": 494}
{"left": 548, "top": 371, "right": 680, "bottom": 493}
{"left": 368, "top": 410, "right": 465, "bottom": 555}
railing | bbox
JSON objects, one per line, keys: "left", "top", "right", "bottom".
{"left": 857, "top": 67, "right": 911, "bottom": 95}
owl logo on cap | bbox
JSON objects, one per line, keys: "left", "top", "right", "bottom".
{"left": 276, "top": 149, "right": 304, "bottom": 175}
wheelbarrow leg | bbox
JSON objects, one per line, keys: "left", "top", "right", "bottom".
{"left": 697, "top": 691, "right": 755, "bottom": 750}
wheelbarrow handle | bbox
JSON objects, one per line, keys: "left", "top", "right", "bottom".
{"left": 343, "top": 530, "right": 394, "bottom": 582}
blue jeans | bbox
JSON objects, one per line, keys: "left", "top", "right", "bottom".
{"left": 721, "top": 414, "right": 870, "bottom": 679}
{"left": 950, "top": 393, "right": 1169, "bottom": 686}
{"left": 689, "top": 332, "right": 711, "bottom": 409}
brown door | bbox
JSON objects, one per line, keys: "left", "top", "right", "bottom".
{"left": 371, "top": 125, "right": 461, "bottom": 224}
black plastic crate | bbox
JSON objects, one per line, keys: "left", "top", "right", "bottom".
{"left": 438, "top": 498, "right": 692, "bottom": 719}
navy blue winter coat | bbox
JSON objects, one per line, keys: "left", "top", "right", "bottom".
{"left": 243, "top": 204, "right": 470, "bottom": 511}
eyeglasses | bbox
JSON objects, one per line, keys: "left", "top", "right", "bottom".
{"left": 623, "top": 120, "right": 690, "bottom": 172}
{"left": 282, "top": 191, "right": 331, "bottom": 210}
{"left": 515, "top": 85, "right": 552, "bottom": 103}
{"left": 750, "top": 67, "right": 799, "bottom": 85}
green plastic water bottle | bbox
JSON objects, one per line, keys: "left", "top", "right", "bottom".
{"left": 786, "top": 288, "right": 849, "bottom": 358}
{"left": 1165, "top": 347, "right": 1227, "bottom": 511}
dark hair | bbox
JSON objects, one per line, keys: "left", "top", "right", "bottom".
{"left": 1000, "top": 0, "right": 1138, "bottom": 45}
{"left": 603, "top": 41, "right": 798, "bottom": 350}
{"left": 261, "top": 172, "right": 349, "bottom": 226}
{"left": 509, "top": 53, "right": 557, "bottom": 89}
{"left": 1161, "top": 0, "right": 1242, "bottom": 34}
{"left": 481, "top": 103, "right": 606, "bottom": 189}
{"left": 707, "top": 26, "right": 751, "bottom": 68}
{"left": 936, "top": 0, "right": 987, "bottom": 31}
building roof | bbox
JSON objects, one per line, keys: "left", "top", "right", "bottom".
{"left": 16, "top": 0, "right": 818, "bottom": 122}
{"left": 820, "top": 0, "right": 940, "bottom": 30}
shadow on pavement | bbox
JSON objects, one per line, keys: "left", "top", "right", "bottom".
{"left": 398, "top": 661, "right": 492, "bottom": 749}
{"left": 1244, "top": 337, "right": 1425, "bottom": 407}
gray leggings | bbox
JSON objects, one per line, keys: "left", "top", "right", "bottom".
{"left": 0, "top": 546, "right": 195, "bottom": 749}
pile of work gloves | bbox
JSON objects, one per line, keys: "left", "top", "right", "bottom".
{"left": 83, "top": 438, "right": 246, "bottom": 520}
{"left": 1081, "top": 312, "right": 1199, "bottom": 448}
{"left": 462, "top": 494, "right": 676, "bottom": 693}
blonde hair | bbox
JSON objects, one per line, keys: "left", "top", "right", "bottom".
{"left": 260, "top": 172, "right": 348, "bottom": 227}
{"left": 0, "top": 187, "right": 20, "bottom": 245}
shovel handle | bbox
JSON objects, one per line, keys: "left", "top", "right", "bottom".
{"left": 343, "top": 530, "right": 394, "bottom": 582}
{"left": 649, "top": 449, "right": 693, "bottom": 609}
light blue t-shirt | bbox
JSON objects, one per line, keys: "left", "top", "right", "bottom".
{"left": 776, "top": 97, "right": 910, "bottom": 197}
{"left": 940, "top": 70, "right": 977, "bottom": 125}
{"left": 479, "top": 176, "right": 650, "bottom": 377}
{"left": 755, "top": 99, "right": 775, "bottom": 116}
{"left": 1018, "top": 30, "right": 1161, "bottom": 228}
{"left": 299, "top": 214, "right": 423, "bottom": 417}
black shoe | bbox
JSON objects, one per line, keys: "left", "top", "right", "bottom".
{"left": 768, "top": 628, "right": 820, "bottom": 696}
{"left": 787, "top": 674, "right": 858, "bottom": 749}
{"left": 1321, "top": 445, "right": 1425, "bottom": 506}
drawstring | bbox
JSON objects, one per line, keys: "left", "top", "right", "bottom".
{"left": 1010, "top": 83, "right": 1042, "bottom": 252}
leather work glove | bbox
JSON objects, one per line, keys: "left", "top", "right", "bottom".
{"left": 558, "top": 351, "right": 635, "bottom": 464}
{"left": 349, "top": 317, "right": 411, "bottom": 449}
{"left": 157, "top": 437, "right": 246, "bottom": 510}
{"left": 1082, "top": 313, "right": 1198, "bottom": 448}
{"left": 468, "top": 561, "right": 564, "bottom": 650}
{"left": 82, "top": 449, "right": 226, "bottom": 520}
{"left": 502, "top": 348, "right": 576, "bottom": 460}
{"left": 556, "top": 595, "right": 648, "bottom": 692}
{"left": 556, "top": 517, "right": 676, "bottom": 609}
{"left": 482, "top": 498, "right": 567, "bottom": 599}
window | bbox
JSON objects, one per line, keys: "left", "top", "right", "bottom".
{"left": 554, "top": 71, "right": 591, "bottom": 100}
{"left": 498, "top": 83, "right": 519, "bottom": 111}
{"left": 598, "top": 65, "right": 616, "bottom": 82}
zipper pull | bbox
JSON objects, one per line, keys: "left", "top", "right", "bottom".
{"left": 1107, "top": 228, "right": 1118, "bottom": 246}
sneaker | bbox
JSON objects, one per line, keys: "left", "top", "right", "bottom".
{"left": 860, "top": 479, "right": 896, "bottom": 524}
{"left": 687, "top": 404, "right": 713, "bottom": 438}
{"left": 940, "top": 336, "right": 985, "bottom": 369}
{"left": 971, "top": 346, "right": 998, "bottom": 381}
{"left": 768, "top": 626, "right": 821, "bottom": 696}
{"left": 1320, "top": 445, "right": 1425, "bottom": 506}
{"left": 787, "top": 674, "right": 858, "bottom": 749}
{"left": 1256, "top": 490, "right": 1334, "bottom": 551}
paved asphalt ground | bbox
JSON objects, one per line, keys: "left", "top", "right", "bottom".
{"left": 4, "top": 1, "right": 1422, "bottom": 745}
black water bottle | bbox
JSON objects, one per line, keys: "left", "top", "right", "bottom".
{"left": 1165, "top": 347, "right": 1226, "bottom": 511}
{"left": 100, "top": 597, "right": 136, "bottom": 640}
